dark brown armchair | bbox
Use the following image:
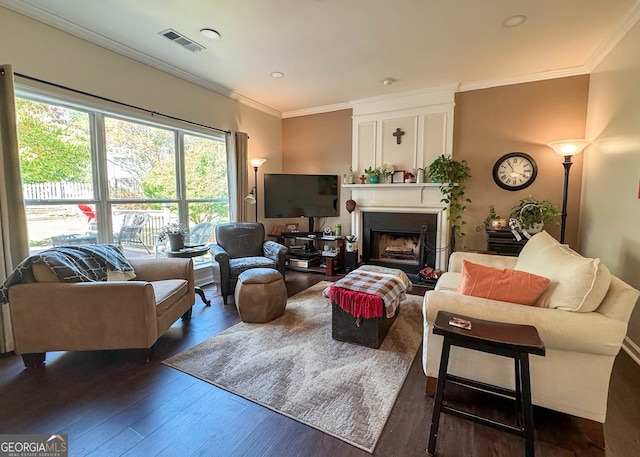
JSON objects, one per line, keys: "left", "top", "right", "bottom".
{"left": 209, "top": 222, "right": 287, "bottom": 304}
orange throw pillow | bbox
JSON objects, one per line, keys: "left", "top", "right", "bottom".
{"left": 457, "top": 260, "right": 550, "bottom": 306}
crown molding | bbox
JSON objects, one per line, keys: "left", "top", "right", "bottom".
{"left": 282, "top": 102, "right": 352, "bottom": 119}
{"left": 459, "top": 0, "right": 640, "bottom": 92}
{"left": 283, "top": 1, "right": 640, "bottom": 117}
{"left": 584, "top": 0, "right": 640, "bottom": 72}
{"left": 457, "top": 66, "right": 590, "bottom": 93}
{"left": 0, "top": 0, "right": 282, "bottom": 118}
{"left": 6, "top": 0, "right": 639, "bottom": 120}
{"left": 283, "top": 69, "right": 588, "bottom": 118}
{"left": 351, "top": 83, "right": 458, "bottom": 106}
{"left": 349, "top": 84, "right": 458, "bottom": 116}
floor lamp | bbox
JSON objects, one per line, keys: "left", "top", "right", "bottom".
{"left": 547, "top": 139, "right": 590, "bottom": 244}
{"left": 244, "top": 157, "right": 266, "bottom": 222}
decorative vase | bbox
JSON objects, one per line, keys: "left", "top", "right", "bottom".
{"left": 168, "top": 233, "right": 184, "bottom": 251}
{"left": 384, "top": 174, "right": 393, "bottom": 183}
{"left": 369, "top": 175, "right": 379, "bottom": 184}
{"left": 346, "top": 241, "right": 357, "bottom": 252}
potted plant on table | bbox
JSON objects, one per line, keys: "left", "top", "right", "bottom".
{"left": 364, "top": 166, "right": 382, "bottom": 184}
{"left": 365, "top": 164, "right": 395, "bottom": 183}
{"left": 345, "top": 235, "right": 358, "bottom": 252}
{"left": 157, "top": 222, "right": 188, "bottom": 251}
{"left": 479, "top": 205, "right": 508, "bottom": 231}
{"left": 509, "top": 196, "right": 559, "bottom": 236}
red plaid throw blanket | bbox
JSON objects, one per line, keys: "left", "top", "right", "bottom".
{"left": 326, "top": 269, "right": 408, "bottom": 319}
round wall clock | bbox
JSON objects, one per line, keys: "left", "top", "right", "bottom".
{"left": 492, "top": 152, "right": 538, "bottom": 191}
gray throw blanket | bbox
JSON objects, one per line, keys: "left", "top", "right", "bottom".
{"left": 0, "top": 244, "right": 134, "bottom": 303}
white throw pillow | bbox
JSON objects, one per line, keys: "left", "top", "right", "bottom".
{"left": 516, "top": 230, "right": 558, "bottom": 258}
{"left": 515, "top": 231, "right": 611, "bottom": 312}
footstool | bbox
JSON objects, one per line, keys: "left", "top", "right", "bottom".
{"left": 234, "top": 268, "right": 287, "bottom": 323}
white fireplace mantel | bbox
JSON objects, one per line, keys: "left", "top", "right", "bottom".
{"left": 343, "top": 182, "right": 450, "bottom": 269}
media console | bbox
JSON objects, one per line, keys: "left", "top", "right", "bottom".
{"left": 271, "top": 231, "right": 346, "bottom": 276}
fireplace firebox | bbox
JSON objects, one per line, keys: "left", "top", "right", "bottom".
{"left": 362, "top": 212, "right": 438, "bottom": 283}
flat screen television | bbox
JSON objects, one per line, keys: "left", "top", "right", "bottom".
{"left": 264, "top": 173, "right": 339, "bottom": 231}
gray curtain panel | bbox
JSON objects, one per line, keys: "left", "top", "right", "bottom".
{"left": 226, "top": 132, "right": 249, "bottom": 223}
{"left": 0, "top": 64, "right": 31, "bottom": 353}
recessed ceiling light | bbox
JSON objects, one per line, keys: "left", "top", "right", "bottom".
{"left": 271, "top": 71, "right": 285, "bottom": 78}
{"left": 200, "top": 28, "right": 220, "bottom": 40}
{"left": 383, "top": 78, "right": 396, "bottom": 86}
{"left": 503, "top": 15, "right": 527, "bottom": 27}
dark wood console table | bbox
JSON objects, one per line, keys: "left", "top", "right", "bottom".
{"left": 486, "top": 230, "right": 528, "bottom": 256}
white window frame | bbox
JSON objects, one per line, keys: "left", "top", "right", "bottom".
{"left": 15, "top": 80, "right": 228, "bottom": 265}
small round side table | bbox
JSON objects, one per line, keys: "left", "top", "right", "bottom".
{"left": 166, "top": 245, "right": 212, "bottom": 306}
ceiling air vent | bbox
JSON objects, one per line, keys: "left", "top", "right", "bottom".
{"left": 159, "top": 28, "right": 205, "bottom": 53}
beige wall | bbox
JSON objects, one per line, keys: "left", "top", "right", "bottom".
{"left": 279, "top": 110, "right": 352, "bottom": 234}
{"left": 583, "top": 19, "right": 640, "bottom": 349}
{"left": 0, "top": 7, "right": 283, "bottom": 219}
{"left": 454, "top": 76, "right": 590, "bottom": 252}
{"left": 280, "top": 79, "right": 590, "bottom": 253}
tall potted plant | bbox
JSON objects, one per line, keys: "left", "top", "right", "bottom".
{"left": 427, "top": 154, "right": 472, "bottom": 242}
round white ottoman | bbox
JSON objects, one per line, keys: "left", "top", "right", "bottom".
{"left": 234, "top": 268, "right": 287, "bottom": 323}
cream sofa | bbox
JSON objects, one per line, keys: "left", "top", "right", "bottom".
{"left": 422, "top": 231, "right": 639, "bottom": 446}
{"left": 9, "top": 257, "right": 195, "bottom": 367}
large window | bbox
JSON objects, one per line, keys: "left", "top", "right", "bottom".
{"left": 16, "top": 95, "right": 229, "bottom": 265}
{"left": 105, "top": 117, "right": 177, "bottom": 200}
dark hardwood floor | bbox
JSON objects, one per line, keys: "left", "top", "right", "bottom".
{"left": 1, "top": 271, "right": 639, "bottom": 457}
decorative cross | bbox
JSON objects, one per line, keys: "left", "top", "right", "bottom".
{"left": 393, "top": 127, "right": 405, "bottom": 145}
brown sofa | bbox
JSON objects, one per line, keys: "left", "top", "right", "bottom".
{"left": 9, "top": 257, "right": 195, "bottom": 367}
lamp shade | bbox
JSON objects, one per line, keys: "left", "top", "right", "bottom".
{"left": 244, "top": 193, "right": 256, "bottom": 204}
{"left": 249, "top": 157, "right": 267, "bottom": 168}
{"left": 547, "top": 139, "right": 591, "bottom": 157}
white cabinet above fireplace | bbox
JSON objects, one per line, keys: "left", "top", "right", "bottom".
{"left": 351, "top": 84, "right": 456, "bottom": 177}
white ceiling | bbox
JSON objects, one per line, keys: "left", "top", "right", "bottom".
{"left": 3, "top": 0, "right": 639, "bottom": 117}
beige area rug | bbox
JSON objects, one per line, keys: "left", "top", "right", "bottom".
{"left": 163, "top": 281, "right": 423, "bottom": 453}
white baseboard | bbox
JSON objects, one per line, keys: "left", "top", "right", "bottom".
{"left": 622, "top": 336, "right": 640, "bottom": 366}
